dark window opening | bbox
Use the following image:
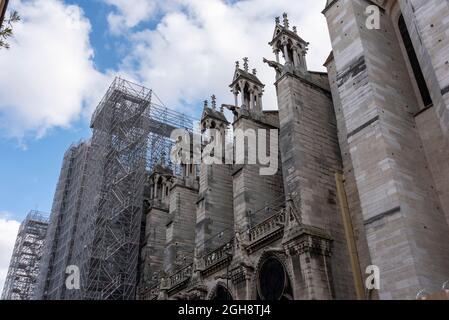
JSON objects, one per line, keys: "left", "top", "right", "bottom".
{"left": 257, "top": 257, "right": 293, "bottom": 300}
{"left": 211, "top": 285, "right": 233, "bottom": 301}
{"left": 398, "top": 15, "right": 433, "bottom": 108}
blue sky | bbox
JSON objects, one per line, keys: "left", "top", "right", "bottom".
{"left": 0, "top": 0, "right": 330, "bottom": 223}
{"left": 0, "top": 0, "right": 159, "bottom": 221}
{"left": 0, "top": 0, "right": 112, "bottom": 221}
{"left": 0, "top": 121, "right": 91, "bottom": 221}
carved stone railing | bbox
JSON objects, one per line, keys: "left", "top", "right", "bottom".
{"left": 139, "top": 283, "right": 160, "bottom": 300}
{"left": 201, "top": 242, "right": 233, "bottom": 276}
{"left": 149, "top": 284, "right": 160, "bottom": 300}
{"left": 248, "top": 209, "right": 286, "bottom": 243}
{"left": 166, "top": 264, "right": 193, "bottom": 290}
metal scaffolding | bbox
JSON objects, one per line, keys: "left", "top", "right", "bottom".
{"left": 34, "top": 140, "right": 93, "bottom": 300}
{"left": 33, "top": 77, "right": 195, "bottom": 300}
{"left": 81, "top": 77, "right": 194, "bottom": 300}
{"left": 2, "top": 211, "right": 49, "bottom": 300}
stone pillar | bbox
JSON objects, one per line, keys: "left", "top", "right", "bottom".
{"left": 234, "top": 91, "right": 239, "bottom": 108}
{"left": 232, "top": 115, "right": 284, "bottom": 234}
{"left": 195, "top": 163, "right": 234, "bottom": 258}
{"left": 282, "top": 43, "right": 290, "bottom": 63}
{"left": 249, "top": 90, "right": 255, "bottom": 110}
{"left": 300, "top": 51, "right": 307, "bottom": 70}
{"left": 239, "top": 81, "right": 246, "bottom": 108}
{"left": 142, "top": 205, "right": 168, "bottom": 288}
{"left": 284, "top": 228, "right": 334, "bottom": 300}
{"left": 161, "top": 177, "right": 166, "bottom": 199}
{"left": 164, "top": 178, "right": 199, "bottom": 274}
{"left": 153, "top": 175, "right": 158, "bottom": 199}
{"left": 274, "top": 54, "right": 356, "bottom": 299}
{"left": 292, "top": 46, "right": 299, "bottom": 69}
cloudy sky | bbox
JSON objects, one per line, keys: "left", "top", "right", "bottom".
{"left": 0, "top": 0, "right": 331, "bottom": 294}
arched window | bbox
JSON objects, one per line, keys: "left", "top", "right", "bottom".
{"left": 398, "top": 14, "right": 433, "bottom": 108}
{"left": 257, "top": 257, "right": 292, "bottom": 300}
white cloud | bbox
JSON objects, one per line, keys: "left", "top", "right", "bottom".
{"left": 0, "top": 0, "right": 110, "bottom": 140}
{"left": 105, "top": 0, "right": 160, "bottom": 35}
{"left": 0, "top": 0, "right": 331, "bottom": 140}
{"left": 0, "top": 217, "right": 20, "bottom": 295}
{"left": 110, "top": 0, "right": 331, "bottom": 115}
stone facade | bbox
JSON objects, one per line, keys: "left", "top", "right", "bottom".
{"left": 137, "top": 3, "right": 449, "bottom": 300}
{"left": 323, "top": 0, "right": 449, "bottom": 299}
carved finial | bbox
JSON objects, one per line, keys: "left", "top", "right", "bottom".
{"left": 211, "top": 95, "right": 216, "bottom": 110}
{"left": 235, "top": 61, "right": 239, "bottom": 69}
{"left": 252, "top": 68, "right": 257, "bottom": 75}
{"left": 293, "top": 26, "right": 297, "bottom": 34}
{"left": 204, "top": 100, "right": 208, "bottom": 108}
{"left": 220, "top": 104, "right": 224, "bottom": 113}
{"left": 275, "top": 16, "right": 280, "bottom": 25}
{"left": 243, "top": 57, "right": 249, "bottom": 72}
{"left": 283, "top": 12, "right": 289, "bottom": 29}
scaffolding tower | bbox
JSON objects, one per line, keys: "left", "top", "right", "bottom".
{"left": 34, "top": 140, "right": 93, "bottom": 300}
{"left": 81, "top": 77, "right": 195, "bottom": 300}
{"left": 32, "top": 77, "right": 195, "bottom": 300}
{"left": 2, "top": 211, "right": 49, "bottom": 300}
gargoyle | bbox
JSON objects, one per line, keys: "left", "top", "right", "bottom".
{"left": 221, "top": 104, "right": 239, "bottom": 117}
{"left": 263, "top": 57, "right": 283, "bottom": 75}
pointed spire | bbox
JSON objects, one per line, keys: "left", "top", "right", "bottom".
{"left": 243, "top": 57, "right": 249, "bottom": 72}
{"left": 283, "top": 12, "right": 289, "bottom": 29}
{"left": 275, "top": 16, "right": 280, "bottom": 25}
{"left": 211, "top": 94, "right": 216, "bottom": 110}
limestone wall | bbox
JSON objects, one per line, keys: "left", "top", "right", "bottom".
{"left": 164, "top": 178, "right": 199, "bottom": 274}
{"left": 195, "top": 163, "right": 234, "bottom": 256}
{"left": 324, "top": 0, "right": 449, "bottom": 299}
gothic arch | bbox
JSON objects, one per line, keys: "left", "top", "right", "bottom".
{"left": 387, "top": 0, "right": 433, "bottom": 111}
{"left": 207, "top": 281, "right": 234, "bottom": 300}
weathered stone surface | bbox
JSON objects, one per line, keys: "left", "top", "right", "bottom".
{"left": 324, "top": 0, "right": 449, "bottom": 299}
{"left": 139, "top": 3, "right": 449, "bottom": 301}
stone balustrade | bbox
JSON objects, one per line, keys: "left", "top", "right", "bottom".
{"left": 167, "top": 264, "right": 193, "bottom": 289}
{"left": 203, "top": 241, "right": 233, "bottom": 269}
{"left": 247, "top": 209, "right": 286, "bottom": 243}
